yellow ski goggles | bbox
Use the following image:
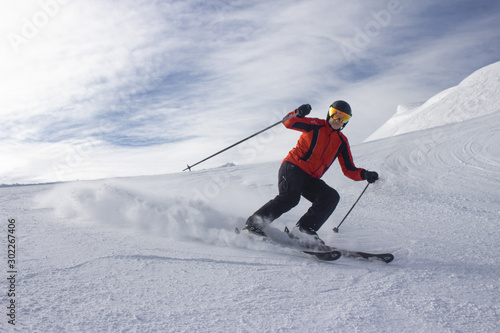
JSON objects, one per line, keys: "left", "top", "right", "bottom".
{"left": 329, "top": 107, "right": 351, "bottom": 123}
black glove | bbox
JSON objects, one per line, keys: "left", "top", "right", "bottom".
{"left": 361, "top": 170, "right": 379, "bottom": 183}
{"left": 296, "top": 104, "right": 311, "bottom": 118}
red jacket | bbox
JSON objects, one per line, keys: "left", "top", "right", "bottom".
{"left": 282, "top": 113, "right": 365, "bottom": 180}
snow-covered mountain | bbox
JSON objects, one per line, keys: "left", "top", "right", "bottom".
{"left": 2, "top": 62, "right": 499, "bottom": 332}
{"left": 365, "top": 61, "right": 500, "bottom": 142}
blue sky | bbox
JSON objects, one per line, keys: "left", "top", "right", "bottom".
{"left": 1, "top": 0, "right": 500, "bottom": 183}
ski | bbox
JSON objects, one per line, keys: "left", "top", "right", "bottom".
{"left": 333, "top": 249, "right": 394, "bottom": 263}
{"left": 235, "top": 227, "right": 341, "bottom": 261}
{"left": 283, "top": 226, "right": 394, "bottom": 263}
{"left": 302, "top": 249, "right": 341, "bottom": 261}
{"left": 235, "top": 226, "right": 393, "bottom": 263}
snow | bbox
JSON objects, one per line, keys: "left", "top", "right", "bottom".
{"left": 365, "top": 61, "right": 500, "bottom": 142}
{"left": 2, "top": 62, "right": 500, "bottom": 332}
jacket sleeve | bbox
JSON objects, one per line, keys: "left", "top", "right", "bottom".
{"left": 337, "top": 135, "right": 365, "bottom": 181}
{"left": 283, "top": 111, "right": 322, "bottom": 132}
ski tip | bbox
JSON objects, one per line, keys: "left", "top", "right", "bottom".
{"left": 235, "top": 227, "right": 240, "bottom": 234}
{"left": 382, "top": 254, "right": 394, "bottom": 263}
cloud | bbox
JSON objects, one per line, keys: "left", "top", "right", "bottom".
{"left": 1, "top": 0, "right": 500, "bottom": 183}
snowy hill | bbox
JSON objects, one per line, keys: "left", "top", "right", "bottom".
{"left": 365, "top": 61, "right": 500, "bottom": 142}
{"left": 2, "top": 66, "right": 500, "bottom": 332}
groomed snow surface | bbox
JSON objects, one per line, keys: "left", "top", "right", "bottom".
{"left": 2, "top": 63, "right": 500, "bottom": 332}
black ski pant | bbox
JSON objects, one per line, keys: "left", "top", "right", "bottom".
{"left": 246, "top": 161, "right": 340, "bottom": 232}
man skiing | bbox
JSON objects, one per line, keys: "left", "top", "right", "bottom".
{"left": 243, "top": 101, "right": 379, "bottom": 246}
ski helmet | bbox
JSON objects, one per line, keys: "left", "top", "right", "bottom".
{"left": 327, "top": 100, "right": 352, "bottom": 128}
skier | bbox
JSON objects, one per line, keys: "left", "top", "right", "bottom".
{"left": 243, "top": 101, "right": 379, "bottom": 246}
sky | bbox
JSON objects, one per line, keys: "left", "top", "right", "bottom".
{"left": 1, "top": 0, "right": 500, "bottom": 184}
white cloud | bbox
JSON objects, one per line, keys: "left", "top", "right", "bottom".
{"left": 1, "top": 0, "right": 500, "bottom": 183}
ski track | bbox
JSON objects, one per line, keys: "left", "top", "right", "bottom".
{"left": 2, "top": 112, "right": 500, "bottom": 332}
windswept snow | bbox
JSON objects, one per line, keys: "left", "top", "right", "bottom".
{"left": 366, "top": 61, "right": 500, "bottom": 141}
{"left": 1, "top": 62, "right": 500, "bottom": 332}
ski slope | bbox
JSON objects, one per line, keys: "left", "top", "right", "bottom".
{"left": 366, "top": 61, "right": 500, "bottom": 141}
{"left": 2, "top": 64, "right": 500, "bottom": 332}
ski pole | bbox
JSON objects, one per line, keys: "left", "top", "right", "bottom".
{"left": 333, "top": 183, "right": 370, "bottom": 233}
{"left": 183, "top": 112, "right": 297, "bottom": 171}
